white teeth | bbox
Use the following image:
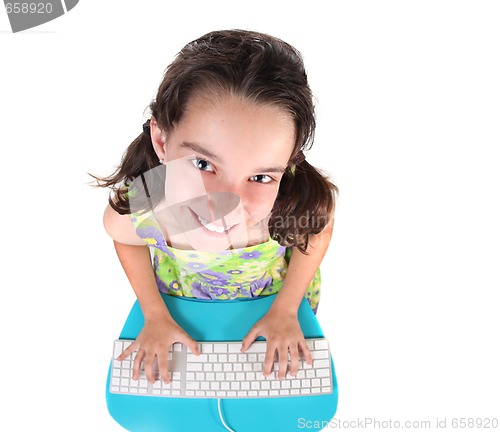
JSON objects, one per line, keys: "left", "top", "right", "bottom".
{"left": 197, "top": 215, "right": 234, "bottom": 233}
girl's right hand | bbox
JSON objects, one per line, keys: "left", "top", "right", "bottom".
{"left": 117, "top": 317, "right": 200, "bottom": 384}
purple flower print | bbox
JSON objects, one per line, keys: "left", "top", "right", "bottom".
{"left": 155, "top": 274, "right": 168, "bottom": 293}
{"left": 209, "top": 286, "right": 232, "bottom": 298}
{"left": 169, "top": 280, "right": 181, "bottom": 292}
{"left": 163, "top": 247, "right": 176, "bottom": 259}
{"left": 251, "top": 276, "right": 273, "bottom": 297}
{"left": 151, "top": 243, "right": 173, "bottom": 258}
{"left": 187, "top": 261, "right": 207, "bottom": 273}
{"left": 198, "top": 269, "right": 231, "bottom": 285}
{"left": 136, "top": 226, "right": 164, "bottom": 245}
{"left": 240, "top": 251, "right": 262, "bottom": 260}
{"left": 191, "top": 282, "right": 212, "bottom": 299}
{"left": 233, "top": 283, "right": 255, "bottom": 298}
{"left": 238, "top": 286, "right": 251, "bottom": 297}
{"left": 210, "top": 279, "right": 231, "bottom": 287}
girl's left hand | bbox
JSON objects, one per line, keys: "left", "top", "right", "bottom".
{"left": 241, "top": 309, "right": 313, "bottom": 379}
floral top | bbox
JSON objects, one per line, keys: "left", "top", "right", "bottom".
{"left": 130, "top": 209, "right": 321, "bottom": 312}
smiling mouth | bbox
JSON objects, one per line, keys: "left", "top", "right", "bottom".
{"left": 196, "top": 214, "right": 238, "bottom": 233}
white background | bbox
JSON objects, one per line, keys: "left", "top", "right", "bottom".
{"left": 1, "top": 1, "right": 499, "bottom": 431}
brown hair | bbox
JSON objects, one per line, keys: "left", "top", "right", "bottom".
{"left": 91, "top": 29, "right": 338, "bottom": 253}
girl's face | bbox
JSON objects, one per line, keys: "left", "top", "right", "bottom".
{"left": 151, "top": 93, "right": 295, "bottom": 251}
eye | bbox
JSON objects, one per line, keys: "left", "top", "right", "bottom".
{"left": 191, "top": 158, "right": 214, "bottom": 172}
{"left": 249, "top": 174, "right": 273, "bottom": 184}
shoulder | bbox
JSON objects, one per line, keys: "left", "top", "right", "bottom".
{"left": 103, "top": 204, "right": 146, "bottom": 246}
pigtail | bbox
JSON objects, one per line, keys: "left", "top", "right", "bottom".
{"left": 270, "top": 160, "right": 338, "bottom": 254}
{"left": 89, "top": 123, "right": 160, "bottom": 215}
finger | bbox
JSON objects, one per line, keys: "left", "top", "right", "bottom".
{"left": 157, "top": 349, "right": 170, "bottom": 384}
{"left": 132, "top": 350, "right": 145, "bottom": 381}
{"left": 117, "top": 341, "right": 137, "bottom": 361}
{"left": 263, "top": 342, "right": 276, "bottom": 377}
{"left": 289, "top": 344, "right": 300, "bottom": 377}
{"left": 143, "top": 354, "right": 157, "bottom": 384}
{"left": 277, "top": 345, "right": 289, "bottom": 379}
{"left": 241, "top": 325, "right": 261, "bottom": 352}
{"left": 299, "top": 339, "right": 313, "bottom": 365}
{"left": 181, "top": 335, "right": 200, "bottom": 356}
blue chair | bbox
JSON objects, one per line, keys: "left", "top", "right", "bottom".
{"left": 106, "top": 294, "right": 338, "bottom": 431}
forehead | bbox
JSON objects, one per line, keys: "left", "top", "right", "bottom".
{"left": 168, "top": 92, "right": 296, "bottom": 163}
{"left": 181, "top": 91, "right": 295, "bottom": 133}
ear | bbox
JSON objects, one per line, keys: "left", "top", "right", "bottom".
{"left": 150, "top": 116, "right": 167, "bottom": 161}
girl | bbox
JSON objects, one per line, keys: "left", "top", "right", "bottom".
{"left": 93, "top": 29, "right": 338, "bottom": 386}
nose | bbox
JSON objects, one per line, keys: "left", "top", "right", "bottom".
{"left": 203, "top": 177, "right": 248, "bottom": 226}
{"left": 208, "top": 175, "right": 242, "bottom": 196}
{"left": 206, "top": 192, "right": 245, "bottom": 228}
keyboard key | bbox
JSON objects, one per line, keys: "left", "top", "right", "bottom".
{"left": 314, "top": 359, "right": 330, "bottom": 369}
{"left": 245, "top": 343, "right": 267, "bottom": 353}
{"left": 113, "top": 341, "right": 123, "bottom": 358}
{"left": 186, "top": 382, "right": 200, "bottom": 390}
{"left": 312, "top": 350, "right": 329, "bottom": 359}
{"left": 187, "top": 354, "right": 207, "bottom": 362}
{"left": 201, "top": 344, "right": 213, "bottom": 353}
{"left": 316, "top": 369, "right": 331, "bottom": 378}
{"left": 186, "top": 363, "right": 203, "bottom": 372}
{"left": 213, "top": 344, "right": 228, "bottom": 353}
{"left": 314, "top": 340, "right": 329, "bottom": 350}
{"left": 228, "top": 344, "right": 242, "bottom": 353}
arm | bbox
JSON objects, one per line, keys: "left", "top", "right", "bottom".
{"left": 241, "top": 218, "right": 334, "bottom": 379}
{"left": 103, "top": 205, "right": 199, "bottom": 384}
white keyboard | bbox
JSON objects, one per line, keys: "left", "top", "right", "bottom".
{"left": 109, "top": 338, "right": 333, "bottom": 399}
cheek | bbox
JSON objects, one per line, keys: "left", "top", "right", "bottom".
{"left": 163, "top": 158, "right": 208, "bottom": 204}
{"left": 244, "top": 186, "right": 279, "bottom": 221}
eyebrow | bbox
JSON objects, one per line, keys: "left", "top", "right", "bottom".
{"left": 180, "top": 141, "right": 219, "bottom": 160}
{"left": 180, "top": 141, "right": 287, "bottom": 174}
{"left": 256, "top": 165, "right": 287, "bottom": 174}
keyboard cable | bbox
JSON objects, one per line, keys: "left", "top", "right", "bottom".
{"left": 217, "top": 398, "right": 237, "bottom": 432}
